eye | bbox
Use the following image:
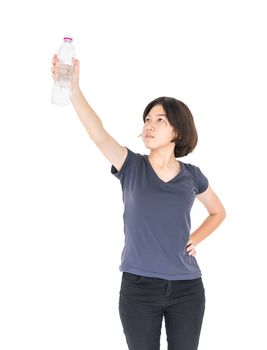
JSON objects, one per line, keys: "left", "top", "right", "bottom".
{"left": 145, "top": 117, "right": 150, "bottom": 122}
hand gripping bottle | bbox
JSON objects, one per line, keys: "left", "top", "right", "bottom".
{"left": 51, "top": 37, "right": 75, "bottom": 106}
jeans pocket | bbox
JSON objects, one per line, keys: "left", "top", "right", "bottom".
{"left": 122, "top": 272, "right": 143, "bottom": 282}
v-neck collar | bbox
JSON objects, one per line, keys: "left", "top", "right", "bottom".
{"left": 144, "top": 155, "right": 185, "bottom": 184}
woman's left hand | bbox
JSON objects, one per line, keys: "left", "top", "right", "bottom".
{"left": 186, "top": 239, "right": 196, "bottom": 256}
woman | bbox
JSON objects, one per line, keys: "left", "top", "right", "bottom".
{"left": 51, "top": 55, "right": 226, "bottom": 350}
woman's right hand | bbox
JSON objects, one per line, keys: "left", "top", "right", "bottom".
{"left": 50, "top": 54, "right": 80, "bottom": 92}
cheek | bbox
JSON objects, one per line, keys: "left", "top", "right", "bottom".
{"left": 141, "top": 125, "right": 146, "bottom": 134}
{"left": 164, "top": 130, "right": 176, "bottom": 143}
{"left": 163, "top": 128, "right": 174, "bottom": 138}
{"left": 140, "top": 126, "right": 146, "bottom": 139}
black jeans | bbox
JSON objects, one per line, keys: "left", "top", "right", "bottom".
{"left": 119, "top": 272, "right": 205, "bottom": 350}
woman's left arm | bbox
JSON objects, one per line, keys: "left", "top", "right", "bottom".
{"left": 186, "top": 185, "right": 226, "bottom": 256}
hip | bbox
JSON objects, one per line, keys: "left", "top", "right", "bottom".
{"left": 120, "top": 272, "right": 206, "bottom": 306}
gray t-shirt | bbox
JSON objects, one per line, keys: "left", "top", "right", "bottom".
{"left": 111, "top": 148, "right": 209, "bottom": 280}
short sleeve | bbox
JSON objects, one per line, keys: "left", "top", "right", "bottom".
{"left": 111, "top": 148, "right": 138, "bottom": 183}
{"left": 193, "top": 166, "right": 209, "bottom": 194}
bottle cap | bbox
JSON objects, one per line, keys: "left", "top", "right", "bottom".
{"left": 64, "top": 37, "right": 73, "bottom": 42}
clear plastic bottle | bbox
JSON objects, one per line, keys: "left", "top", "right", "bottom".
{"left": 51, "top": 37, "right": 75, "bottom": 106}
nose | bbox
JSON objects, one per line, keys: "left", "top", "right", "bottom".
{"left": 145, "top": 121, "right": 154, "bottom": 131}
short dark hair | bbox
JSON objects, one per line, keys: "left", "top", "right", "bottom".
{"left": 143, "top": 96, "right": 198, "bottom": 158}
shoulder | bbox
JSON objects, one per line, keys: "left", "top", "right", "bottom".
{"left": 181, "top": 162, "right": 203, "bottom": 176}
{"left": 126, "top": 148, "right": 144, "bottom": 160}
{"left": 123, "top": 148, "right": 144, "bottom": 167}
{"left": 180, "top": 161, "right": 209, "bottom": 194}
{"left": 111, "top": 147, "right": 144, "bottom": 178}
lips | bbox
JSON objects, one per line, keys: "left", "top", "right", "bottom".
{"left": 145, "top": 134, "right": 155, "bottom": 138}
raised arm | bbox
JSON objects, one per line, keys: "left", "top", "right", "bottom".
{"left": 51, "top": 55, "right": 127, "bottom": 172}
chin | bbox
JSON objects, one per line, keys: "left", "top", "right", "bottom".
{"left": 143, "top": 144, "right": 152, "bottom": 150}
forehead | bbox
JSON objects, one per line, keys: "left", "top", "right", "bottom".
{"left": 148, "top": 104, "right": 166, "bottom": 115}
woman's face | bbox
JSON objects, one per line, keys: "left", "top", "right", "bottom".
{"left": 141, "top": 104, "right": 176, "bottom": 152}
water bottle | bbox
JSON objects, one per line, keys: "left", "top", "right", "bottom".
{"left": 51, "top": 37, "right": 75, "bottom": 106}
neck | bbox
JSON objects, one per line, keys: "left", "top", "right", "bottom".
{"left": 148, "top": 147, "right": 176, "bottom": 168}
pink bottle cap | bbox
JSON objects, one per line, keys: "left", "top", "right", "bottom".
{"left": 64, "top": 37, "right": 73, "bottom": 42}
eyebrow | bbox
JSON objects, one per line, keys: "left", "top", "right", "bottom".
{"left": 147, "top": 114, "right": 167, "bottom": 117}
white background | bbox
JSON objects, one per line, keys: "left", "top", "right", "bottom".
{"left": 0, "top": 0, "right": 266, "bottom": 349}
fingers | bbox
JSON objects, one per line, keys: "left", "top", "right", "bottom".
{"left": 51, "top": 54, "right": 79, "bottom": 68}
{"left": 51, "top": 54, "right": 59, "bottom": 80}
{"left": 52, "top": 54, "right": 59, "bottom": 65}
{"left": 72, "top": 58, "right": 80, "bottom": 72}
{"left": 50, "top": 63, "right": 58, "bottom": 80}
{"left": 186, "top": 239, "right": 197, "bottom": 256}
{"left": 187, "top": 246, "right": 196, "bottom": 256}
{"left": 51, "top": 67, "right": 56, "bottom": 80}
{"left": 50, "top": 55, "right": 80, "bottom": 84}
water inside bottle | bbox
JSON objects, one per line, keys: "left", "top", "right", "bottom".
{"left": 51, "top": 82, "right": 71, "bottom": 106}
{"left": 57, "top": 63, "right": 73, "bottom": 88}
